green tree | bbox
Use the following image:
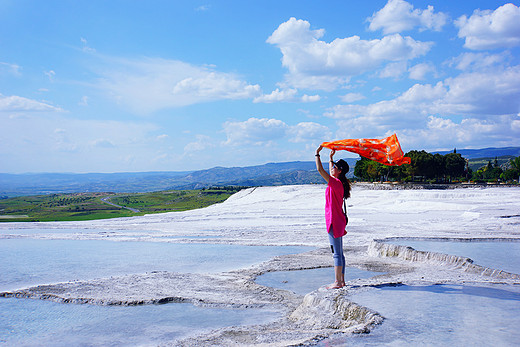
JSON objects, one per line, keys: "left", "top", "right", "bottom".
{"left": 444, "top": 152, "right": 466, "bottom": 181}
{"left": 432, "top": 153, "right": 446, "bottom": 182}
{"left": 509, "top": 156, "right": 520, "bottom": 182}
{"left": 354, "top": 157, "right": 370, "bottom": 181}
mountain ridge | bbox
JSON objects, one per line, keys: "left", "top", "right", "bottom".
{"left": 2, "top": 147, "right": 518, "bottom": 197}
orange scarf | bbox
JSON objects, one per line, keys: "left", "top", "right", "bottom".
{"left": 321, "top": 134, "right": 411, "bottom": 166}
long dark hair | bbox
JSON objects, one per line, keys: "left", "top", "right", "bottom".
{"left": 334, "top": 159, "right": 352, "bottom": 199}
{"left": 338, "top": 171, "right": 351, "bottom": 199}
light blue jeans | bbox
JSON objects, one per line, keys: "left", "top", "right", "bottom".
{"left": 328, "top": 226, "right": 345, "bottom": 274}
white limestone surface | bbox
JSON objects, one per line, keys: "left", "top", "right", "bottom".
{"left": 2, "top": 184, "right": 519, "bottom": 246}
{"left": 1, "top": 184, "right": 520, "bottom": 346}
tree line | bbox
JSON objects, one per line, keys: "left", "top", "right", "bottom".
{"left": 353, "top": 149, "right": 520, "bottom": 183}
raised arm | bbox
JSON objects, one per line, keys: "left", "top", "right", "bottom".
{"left": 315, "top": 146, "right": 330, "bottom": 183}
{"left": 329, "top": 149, "right": 336, "bottom": 173}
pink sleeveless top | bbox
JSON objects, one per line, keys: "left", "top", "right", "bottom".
{"left": 325, "top": 176, "right": 347, "bottom": 238}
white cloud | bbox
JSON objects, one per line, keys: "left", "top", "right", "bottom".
{"left": 408, "top": 62, "right": 436, "bottom": 80}
{"left": 80, "top": 37, "right": 96, "bottom": 53}
{"left": 368, "top": 0, "right": 448, "bottom": 34}
{"left": 253, "top": 88, "right": 321, "bottom": 103}
{"left": 328, "top": 66, "right": 520, "bottom": 149}
{"left": 0, "top": 62, "right": 21, "bottom": 76}
{"left": 379, "top": 61, "right": 408, "bottom": 79}
{"left": 44, "top": 70, "right": 56, "bottom": 81}
{"left": 222, "top": 117, "right": 332, "bottom": 147}
{"left": 267, "top": 17, "right": 432, "bottom": 90}
{"left": 0, "top": 93, "right": 63, "bottom": 112}
{"left": 223, "top": 117, "right": 288, "bottom": 146}
{"left": 455, "top": 3, "right": 520, "bottom": 50}
{"left": 330, "top": 66, "right": 520, "bottom": 122}
{"left": 340, "top": 93, "right": 366, "bottom": 103}
{"left": 287, "top": 122, "right": 332, "bottom": 143}
{"left": 195, "top": 5, "right": 210, "bottom": 11}
{"left": 447, "top": 52, "right": 509, "bottom": 71}
{"left": 96, "top": 57, "right": 261, "bottom": 114}
{"left": 301, "top": 94, "right": 321, "bottom": 102}
{"left": 184, "top": 134, "right": 215, "bottom": 153}
{"left": 253, "top": 88, "right": 298, "bottom": 103}
{"left": 412, "top": 115, "right": 518, "bottom": 148}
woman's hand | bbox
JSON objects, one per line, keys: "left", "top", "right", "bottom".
{"left": 330, "top": 149, "right": 336, "bottom": 161}
{"left": 316, "top": 145, "right": 323, "bottom": 156}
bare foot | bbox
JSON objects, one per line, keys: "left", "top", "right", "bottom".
{"left": 325, "top": 281, "right": 345, "bottom": 289}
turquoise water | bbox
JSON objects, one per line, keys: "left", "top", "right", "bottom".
{"left": 0, "top": 297, "right": 280, "bottom": 346}
{"left": 0, "top": 236, "right": 311, "bottom": 346}
{"left": 256, "top": 267, "right": 380, "bottom": 295}
{"left": 387, "top": 239, "right": 520, "bottom": 274}
{"left": 318, "top": 240, "right": 520, "bottom": 346}
{"left": 0, "top": 238, "right": 310, "bottom": 291}
{"left": 324, "top": 284, "right": 520, "bottom": 346}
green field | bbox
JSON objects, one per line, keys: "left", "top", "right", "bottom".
{"left": 0, "top": 188, "right": 240, "bottom": 222}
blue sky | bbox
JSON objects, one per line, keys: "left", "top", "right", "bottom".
{"left": 1, "top": 0, "right": 519, "bottom": 173}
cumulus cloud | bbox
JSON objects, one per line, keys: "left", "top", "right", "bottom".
{"left": 409, "top": 115, "right": 519, "bottom": 149}
{"left": 97, "top": 57, "right": 261, "bottom": 114}
{"left": 447, "top": 52, "right": 510, "bottom": 71}
{"left": 253, "top": 88, "right": 298, "bottom": 103}
{"left": 368, "top": 0, "right": 448, "bottom": 34}
{"left": 267, "top": 17, "right": 432, "bottom": 90}
{"left": 287, "top": 122, "right": 332, "bottom": 143}
{"left": 0, "top": 93, "right": 63, "bottom": 112}
{"left": 340, "top": 93, "right": 366, "bottom": 103}
{"left": 455, "top": 3, "right": 520, "bottom": 50}
{"left": 184, "top": 134, "right": 215, "bottom": 153}
{"left": 253, "top": 88, "right": 320, "bottom": 103}
{"left": 379, "top": 61, "right": 408, "bottom": 79}
{"left": 329, "top": 66, "right": 520, "bottom": 148}
{"left": 330, "top": 66, "right": 520, "bottom": 121}
{"left": 408, "top": 62, "right": 436, "bottom": 80}
{"left": 222, "top": 117, "right": 331, "bottom": 146}
{"left": 223, "top": 117, "right": 288, "bottom": 146}
{"left": 301, "top": 94, "right": 321, "bottom": 102}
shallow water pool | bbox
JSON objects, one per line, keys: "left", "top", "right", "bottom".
{"left": 318, "top": 240, "right": 520, "bottom": 345}
{"left": 0, "top": 236, "right": 311, "bottom": 346}
{"left": 322, "top": 283, "right": 520, "bottom": 346}
{"left": 256, "top": 267, "right": 380, "bottom": 295}
{"left": 0, "top": 297, "right": 280, "bottom": 346}
{"left": 0, "top": 238, "right": 310, "bottom": 291}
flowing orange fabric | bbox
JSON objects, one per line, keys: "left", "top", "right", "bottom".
{"left": 321, "top": 134, "right": 411, "bottom": 166}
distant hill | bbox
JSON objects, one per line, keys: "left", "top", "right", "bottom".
{"left": 0, "top": 159, "right": 357, "bottom": 197}
{"left": 433, "top": 147, "right": 520, "bottom": 159}
{"left": 2, "top": 146, "right": 518, "bottom": 197}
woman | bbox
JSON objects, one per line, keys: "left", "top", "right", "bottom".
{"left": 315, "top": 145, "right": 351, "bottom": 289}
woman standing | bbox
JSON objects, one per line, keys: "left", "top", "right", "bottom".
{"left": 315, "top": 145, "right": 351, "bottom": 289}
